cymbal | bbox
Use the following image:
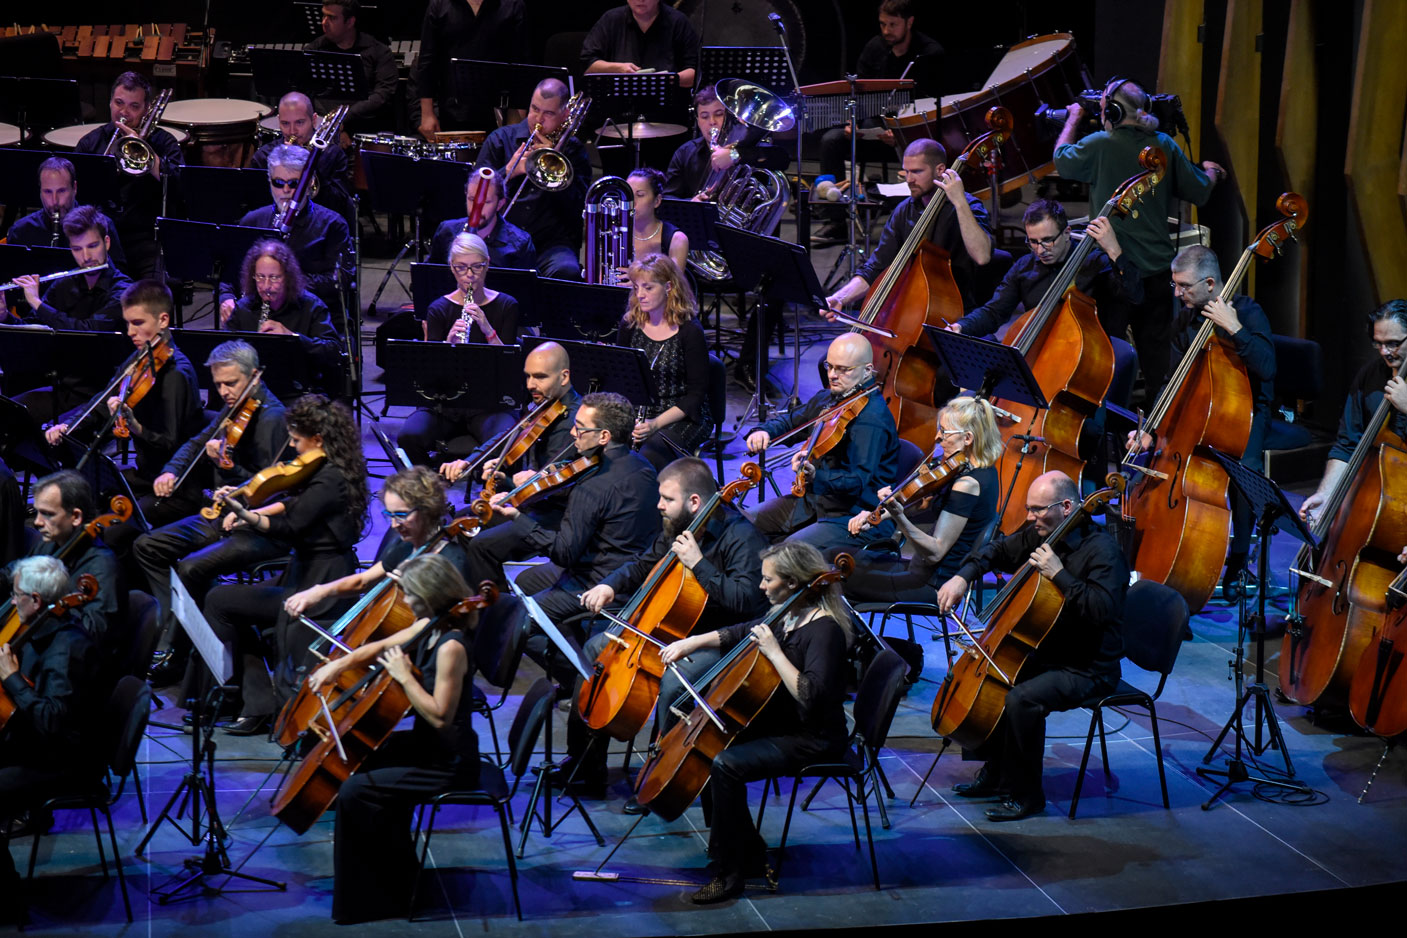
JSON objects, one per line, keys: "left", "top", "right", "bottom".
{"left": 599, "top": 120, "right": 687, "bottom": 140}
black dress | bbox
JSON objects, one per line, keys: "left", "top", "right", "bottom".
{"left": 332, "top": 626, "right": 480, "bottom": 924}
{"left": 615, "top": 318, "right": 711, "bottom": 471}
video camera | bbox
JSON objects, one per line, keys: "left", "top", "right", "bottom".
{"left": 1036, "top": 89, "right": 1191, "bottom": 142}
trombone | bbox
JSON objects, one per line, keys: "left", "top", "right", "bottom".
{"left": 101, "top": 88, "right": 172, "bottom": 176}
{"left": 503, "top": 92, "right": 591, "bottom": 219}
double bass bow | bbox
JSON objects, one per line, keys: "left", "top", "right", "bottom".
{"left": 1119, "top": 192, "right": 1307, "bottom": 612}
{"left": 841, "top": 107, "right": 1012, "bottom": 452}
{"left": 633, "top": 554, "right": 853, "bottom": 822}
{"left": 575, "top": 462, "right": 763, "bottom": 741}
{"left": 986, "top": 146, "right": 1167, "bottom": 534}
{"left": 0, "top": 575, "right": 101, "bottom": 733}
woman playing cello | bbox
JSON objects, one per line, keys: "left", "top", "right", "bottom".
{"left": 659, "top": 541, "right": 851, "bottom": 903}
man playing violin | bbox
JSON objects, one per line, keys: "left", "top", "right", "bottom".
{"left": 428, "top": 169, "right": 538, "bottom": 270}
{"left": 935, "top": 470, "right": 1127, "bottom": 821}
{"left": 42, "top": 280, "right": 205, "bottom": 491}
{"left": 248, "top": 92, "right": 354, "bottom": 225}
{"left": 562, "top": 457, "right": 770, "bottom": 806}
{"left": 0, "top": 556, "right": 104, "bottom": 922}
{"left": 746, "top": 334, "right": 900, "bottom": 555}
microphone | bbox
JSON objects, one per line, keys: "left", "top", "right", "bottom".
{"left": 768, "top": 12, "right": 785, "bottom": 33}
{"left": 1012, "top": 433, "right": 1046, "bottom": 454}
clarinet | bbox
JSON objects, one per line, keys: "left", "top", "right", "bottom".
{"left": 258, "top": 299, "right": 271, "bottom": 327}
{"left": 49, "top": 210, "right": 61, "bottom": 247}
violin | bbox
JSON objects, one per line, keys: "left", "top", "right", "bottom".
{"left": 272, "top": 511, "right": 492, "bottom": 748}
{"left": 272, "top": 586, "right": 498, "bottom": 835}
{"left": 1348, "top": 565, "right": 1407, "bottom": 737}
{"left": 931, "top": 485, "right": 1119, "bottom": 749}
{"left": 0, "top": 575, "right": 100, "bottom": 732}
{"left": 633, "top": 554, "right": 853, "bottom": 821}
{"left": 0, "top": 497, "right": 131, "bottom": 644}
{"left": 481, "top": 396, "right": 568, "bottom": 498}
{"left": 112, "top": 333, "right": 174, "bottom": 439}
{"left": 791, "top": 385, "right": 880, "bottom": 498}
{"left": 200, "top": 448, "right": 326, "bottom": 521}
{"left": 471, "top": 451, "right": 601, "bottom": 518}
{"left": 214, "top": 370, "right": 265, "bottom": 470}
{"left": 866, "top": 451, "right": 970, "bottom": 527}
{"left": 576, "top": 462, "right": 763, "bottom": 741}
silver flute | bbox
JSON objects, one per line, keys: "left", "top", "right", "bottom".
{"left": 0, "top": 261, "right": 109, "bottom": 292}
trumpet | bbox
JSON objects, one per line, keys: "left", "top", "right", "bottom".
{"left": 583, "top": 176, "right": 633, "bottom": 285}
{"left": 102, "top": 88, "right": 172, "bottom": 176}
{"left": 503, "top": 93, "right": 591, "bottom": 218}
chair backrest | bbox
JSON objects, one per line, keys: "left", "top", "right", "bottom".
{"left": 1107, "top": 336, "right": 1139, "bottom": 410}
{"left": 507, "top": 677, "right": 558, "bottom": 779}
{"left": 475, "top": 594, "right": 528, "bottom": 691}
{"left": 894, "top": 438, "right": 925, "bottom": 484}
{"left": 1121, "top": 580, "right": 1188, "bottom": 686}
{"left": 1271, "top": 334, "right": 1324, "bottom": 405}
{"left": 707, "top": 353, "right": 727, "bottom": 432}
{"left": 851, "top": 648, "right": 909, "bottom": 752}
{"left": 105, "top": 675, "right": 153, "bottom": 779}
{"left": 121, "top": 589, "right": 162, "bottom": 679}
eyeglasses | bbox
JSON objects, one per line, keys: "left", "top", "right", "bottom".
{"left": 569, "top": 425, "right": 604, "bottom": 437}
{"left": 823, "top": 362, "right": 861, "bottom": 375}
{"left": 1025, "top": 500, "right": 1067, "bottom": 515}
{"left": 938, "top": 428, "right": 966, "bottom": 437}
{"left": 1024, "top": 233, "right": 1064, "bottom": 248}
{"left": 450, "top": 262, "right": 489, "bottom": 276}
{"left": 253, "top": 274, "right": 285, "bottom": 284}
{"left": 1169, "top": 278, "right": 1208, "bottom": 291}
{"left": 270, "top": 177, "right": 300, "bottom": 189}
{"left": 1370, "top": 336, "right": 1407, "bottom": 352}
{"left": 380, "top": 507, "right": 417, "bottom": 521}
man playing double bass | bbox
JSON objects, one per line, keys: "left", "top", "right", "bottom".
{"left": 936, "top": 470, "right": 1127, "bottom": 821}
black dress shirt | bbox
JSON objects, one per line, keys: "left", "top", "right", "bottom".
{"left": 715, "top": 613, "right": 849, "bottom": 745}
{"left": 856, "top": 191, "right": 994, "bottom": 309}
{"left": 601, "top": 504, "right": 771, "bottom": 632}
{"left": 305, "top": 31, "right": 400, "bottom": 125}
{"left": 218, "top": 203, "right": 350, "bottom": 310}
{"left": 956, "top": 517, "right": 1127, "bottom": 678}
{"left": 956, "top": 240, "right": 1144, "bottom": 338}
{"left": 581, "top": 4, "right": 700, "bottom": 74}
{"left": 266, "top": 463, "right": 362, "bottom": 561}
{"left": 661, "top": 135, "right": 791, "bottom": 199}
{"left": 7, "top": 208, "right": 130, "bottom": 271}
{"left": 857, "top": 31, "right": 945, "bottom": 96}
{"left": 476, "top": 121, "right": 590, "bottom": 252}
{"left": 416, "top": 0, "right": 530, "bottom": 128}
{"left": 250, "top": 143, "right": 354, "bottom": 223}
{"left": 1330, "top": 357, "right": 1407, "bottom": 461}
{"left": 2, "top": 610, "right": 100, "bottom": 767}
{"left": 10, "top": 537, "right": 125, "bottom": 648}
{"left": 225, "top": 290, "right": 343, "bottom": 374}
{"left": 161, "top": 386, "right": 289, "bottom": 491}
{"left": 422, "top": 292, "right": 520, "bottom": 344}
{"left": 26, "top": 265, "right": 133, "bottom": 332}
{"left": 429, "top": 217, "right": 538, "bottom": 269}
{"left": 74, "top": 125, "right": 184, "bottom": 236}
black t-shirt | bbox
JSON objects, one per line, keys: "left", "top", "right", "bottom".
{"left": 422, "top": 291, "right": 520, "bottom": 344}
{"left": 580, "top": 4, "right": 700, "bottom": 74}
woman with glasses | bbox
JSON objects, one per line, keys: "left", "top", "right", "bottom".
{"left": 843, "top": 396, "right": 1003, "bottom": 604}
{"left": 220, "top": 239, "right": 343, "bottom": 380}
{"left": 398, "top": 232, "right": 521, "bottom": 467}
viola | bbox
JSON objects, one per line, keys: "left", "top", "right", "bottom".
{"left": 576, "top": 462, "right": 763, "bottom": 741}
{"left": 272, "top": 587, "right": 498, "bottom": 835}
{"left": 481, "top": 396, "right": 568, "bottom": 498}
{"left": 791, "top": 385, "right": 879, "bottom": 498}
{"left": 471, "top": 451, "right": 601, "bottom": 519}
{"left": 200, "top": 448, "right": 326, "bottom": 521}
{"left": 841, "top": 108, "right": 1011, "bottom": 452}
{"left": 931, "top": 485, "right": 1119, "bottom": 749}
{"left": 866, "top": 451, "right": 970, "bottom": 527}
{"left": 0, "top": 575, "right": 100, "bottom": 732}
{"left": 1348, "top": 565, "right": 1407, "bottom": 737}
{"left": 633, "top": 554, "right": 853, "bottom": 821}
{"left": 987, "top": 146, "right": 1166, "bottom": 534}
{"left": 0, "top": 497, "right": 131, "bottom": 644}
{"left": 1119, "top": 192, "right": 1307, "bottom": 612}
{"left": 112, "top": 333, "right": 174, "bottom": 439}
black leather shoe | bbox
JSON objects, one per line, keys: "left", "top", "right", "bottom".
{"left": 148, "top": 649, "right": 187, "bottom": 687}
{"left": 622, "top": 796, "right": 649, "bottom": 816}
{"left": 690, "top": 873, "right": 745, "bottom": 904}
{"left": 222, "top": 715, "right": 271, "bottom": 737}
{"left": 984, "top": 797, "right": 1046, "bottom": 822}
{"left": 953, "top": 768, "right": 1003, "bottom": 800}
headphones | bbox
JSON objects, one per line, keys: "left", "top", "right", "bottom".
{"left": 1101, "top": 76, "right": 1150, "bottom": 126}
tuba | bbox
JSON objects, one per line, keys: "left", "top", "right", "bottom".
{"left": 583, "top": 176, "right": 634, "bottom": 285}
{"left": 687, "top": 78, "right": 795, "bottom": 282}
{"left": 103, "top": 88, "right": 173, "bottom": 176}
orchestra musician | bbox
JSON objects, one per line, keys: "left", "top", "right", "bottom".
{"left": 304, "top": 1, "right": 399, "bottom": 134}
{"left": 3, "top": 157, "right": 129, "bottom": 269}
{"left": 616, "top": 253, "right": 711, "bottom": 472}
{"left": 1128, "top": 245, "right": 1275, "bottom": 599}
{"left": 41, "top": 280, "right": 205, "bottom": 491}
{"left": 198, "top": 394, "right": 369, "bottom": 735}
{"left": 74, "top": 71, "right": 183, "bottom": 279}
{"left": 475, "top": 78, "right": 590, "bottom": 281}
{"left": 658, "top": 541, "right": 851, "bottom": 903}
{"left": 456, "top": 342, "right": 582, "bottom": 588}
{"left": 218, "top": 145, "right": 352, "bottom": 321}
{"left": 305, "top": 553, "right": 481, "bottom": 924}
{"left": 745, "top": 334, "right": 900, "bottom": 554}
{"left": 1054, "top": 76, "right": 1225, "bottom": 391}
{"left": 9, "top": 206, "right": 132, "bottom": 334}
{"left": 397, "top": 232, "right": 520, "bottom": 468}
{"left": 564, "top": 457, "right": 770, "bottom": 806}
{"left": 1298, "top": 299, "right": 1407, "bottom": 525}
{"left": 626, "top": 168, "right": 689, "bottom": 275}
{"left": 823, "top": 138, "right": 994, "bottom": 314}
{"left": 844, "top": 397, "right": 1001, "bottom": 604}
{"left": 662, "top": 84, "right": 790, "bottom": 200}
{"left": 427, "top": 168, "right": 537, "bottom": 269}
{"left": 415, "top": 0, "right": 529, "bottom": 139}
{"left": 582, "top": 0, "right": 699, "bottom": 87}
{"left": 249, "top": 94, "right": 354, "bottom": 224}
{"left": 0, "top": 556, "right": 104, "bottom": 922}
{"left": 935, "top": 470, "right": 1127, "bottom": 822}
{"left": 948, "top": 199, "right": 1142, "bottom": 340}
{"left": 221, "top": 240, "right": 345, "bottom": 387}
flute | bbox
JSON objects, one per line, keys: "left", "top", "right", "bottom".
{"left": 0, "top": 261, "right": 109, "bottom": 292}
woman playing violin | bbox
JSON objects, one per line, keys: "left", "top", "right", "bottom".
{"left": 844, "top": 396, "right": 1002, "bottom": 604}
{"left": 305, "top": 553, "right": 481, "bottom": 924}
{"left": 659, "top": 541, "right": 851, "bottom": 904}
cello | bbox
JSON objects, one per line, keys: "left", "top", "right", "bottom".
{"left": 633, "top": 554, "right": 852, "bottom": 822}
{"left": 576, "top": 462, "right": 763, "bottom": 741}
{"left": 1119, "top": 192, "right": 1307, "bottom": 612}
{"left": 931, "top": 485, "right": 1119, "bottom": 749}
{"left": 1347, "top": 565, "right": 1407, "bottom": 737}
{"left": 0, "top": 575, "right": 100, "bottom": 732}
{"left": 1283, "top": 347, "right": 1407, "bottom": 707}
{"left": 273, "top": 586, "right": 498, "bottom": 835}
{"left": 841, "top": 107, "right": 1012, "bottom": 452}
{"left": 987, "top": 146, "right": 1167, "bottom": 534}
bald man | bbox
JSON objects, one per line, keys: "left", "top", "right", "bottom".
{"left": 745, "top": 334, "right": 900, "bottom": 553}
{"left": 935, "top": 470, "right": 1128, "bottom": 821}
{"left": 250, "top": 92, "right": 353, "bottom": 224}
{"left": 458, "top": 342, "right": 584, "bottom": 589}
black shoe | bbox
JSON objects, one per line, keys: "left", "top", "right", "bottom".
{"left": 811, "top": 221, "right": 847, "bottom": 247}
{"left": 622, "top": 796, "right": 649, "bottom": 816}
{"left": 222, "top": 715, "right": 271, "bottom": 737}
{"left": 148, "top": 649, "right": 188, "bottom": 686}
{"left": 984, "top": 797, "right": 1046, "bottom": 822}
{"left": 690, "top": 873, "right": 745, "bottom": 904}
{"left": 952, "top": 767, "right": 1003, "bottom": 800}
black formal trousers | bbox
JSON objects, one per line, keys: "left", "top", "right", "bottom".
{"left": 398, "top": 408, "right": 518, "bottom": 468}
{"left": 461, "top": 512, "right": 555, "bottom": 590}
{"left": 842, "top": 556, "right": 936, "bottom": 605}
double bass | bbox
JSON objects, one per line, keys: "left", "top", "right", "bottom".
{"left": 1348, "top": 566, "right": 1407, "bottom": 737}
{"left": 931, "top": 486, "right": 1119, "bottom": 749}
{"left": 576, "top": 462, "right": 762, "bottom": 741}
{"left": 1283, "top": 344, "right": 1407, "bottom": 707}
{"left": 841, "top": 107, "right": 1012, "bottom": 452}
{"left": 633, "top": 555, "right": 852, "bottom": 822}
{"left": 1120, "top": 193, "right": 1307, "bottom": 612}
{"left": 987, "top": 146, "right": 1167, "bottom": 534}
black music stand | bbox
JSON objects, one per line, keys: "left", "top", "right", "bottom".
{"left": 170, "top": 330, "right": 312, "bottom": 402}
{"left": 584, "top": 73, "right": 682, "bottom": 168}
{"left": 157, "top": 219, "right": 278, "bottom": 293}
{"left": 362, "top": 152, "right": 471, "bottom": 314}
{"left": 657, "top": 198, "right": 728, "bottom": 349}
{"left": 0, "top": 394, "right": 57, "bottom": 480}
{"left": 531, "top": 278, "right": 631, "bottom": 342}
{"left": 179, "top": 167, "right": 271, "bottom": 223}
{"left": 698, "top": 47, "right": 792, "bottom": 94}
{"left": 47, "top": 435, "right": 148, "bottom": 530}
{"left": 521, "top": 335, "right": 656, "bottom": 407}
{"left": 249, "top": 47, "right": 368, "bottom": 102}
{"left": 1197, "top": 450, "right": 1316, "bottom": 810}
{"left": 0, "top": 149, "right": 119, "bottom": 216}
{"left": 0, "top": 327, "right": 130, "bottom": 402}
{"left": 0, "top": 244, "right": 73, "bottom": 282}
{"left": 380, "top": 340, "right": 525, "bottom": 414}
{"left": 0, "top": 76, "right": 80, "bottom": 140}
{"left": 449, "top": 60, "right": 571, "bottom": 122}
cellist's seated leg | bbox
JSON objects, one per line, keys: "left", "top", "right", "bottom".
{"left": 656, "top": 647, "right": 721, "bottom": 737}
{"left": 997, "top": 667, "right": 1115, "bottom": 809}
